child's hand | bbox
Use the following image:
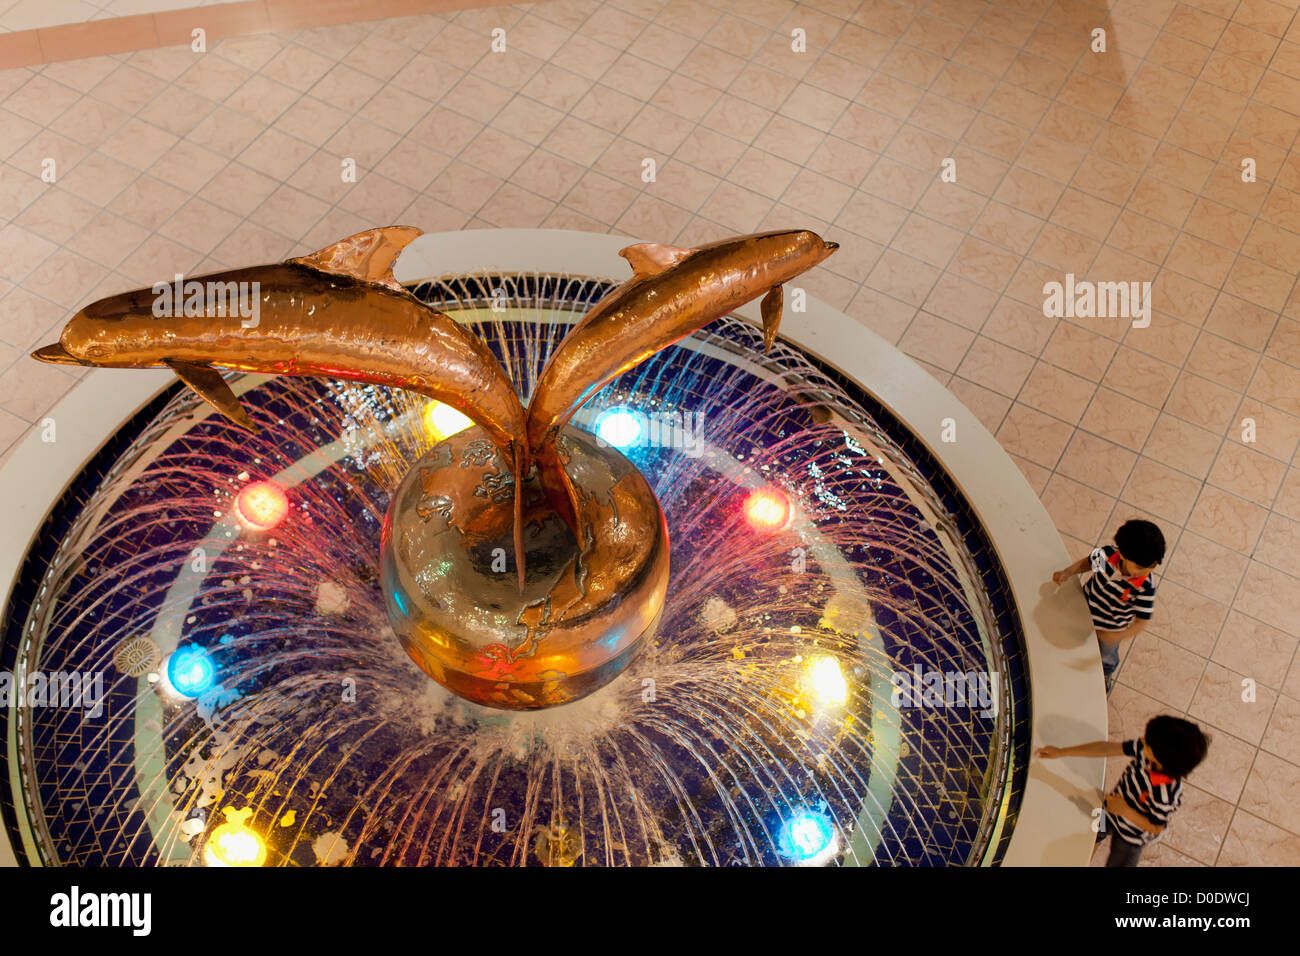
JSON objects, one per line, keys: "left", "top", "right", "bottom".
{"left": 1052, "top": 569, "right": 1070, "bottom": 585}
{"left": 1036, "top": 746, "right": 1064, "bottom": 759}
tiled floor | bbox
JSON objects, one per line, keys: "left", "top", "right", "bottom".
{"left": 0, "top": 0, "right": 240, "bottom": 34}
{"left": 0, "top": 0, "right": 1298, "bottom": 866}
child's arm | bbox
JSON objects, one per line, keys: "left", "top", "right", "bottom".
{"left": 1052, "top": 556, "right": 1092, "bottom": 585}
{"left": 1035, "top": 740, "right": 1126, "bottom": 759}
{"left": 1098, "top": 618, "right": 1149, "bottom": 645}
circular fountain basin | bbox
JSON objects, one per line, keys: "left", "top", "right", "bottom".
{"left": 0, "top": 229, "right": 1105, "bottom": 867}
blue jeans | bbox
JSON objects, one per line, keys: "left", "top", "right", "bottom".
{"left": 1098, "top": 634, "right": 1121, "bottom": 693}
{"left": 1095, "top": 822, "right": 1144, "bottom": 866}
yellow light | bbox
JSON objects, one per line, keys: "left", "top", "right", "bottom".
{"left": 203, "top": 807, "right": 267, "bottom": 867}
{"left": 425, "top": 402, "right": 473, "bottom": 442}
{"left": 805, "top": 656, "right": 848, "bottom": 707}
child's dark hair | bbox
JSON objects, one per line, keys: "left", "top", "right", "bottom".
{"left": 1144, "top": 716, "right": 1209, "bottom": 778}
{"left": 1115, "top": 519, "right": 1165, "bottom": 568}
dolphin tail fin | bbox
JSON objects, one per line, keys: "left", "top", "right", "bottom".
{"left": 535, "top": 441, "right": 587, "bottom": 554}
{"left": 512, "top": 442, "right": 526, "bottom": 594}
{"left": 760, "top": 285, "right": 782, "bottom": 353}
{"left": 166, "top": 361, "right": 259, "bottom": 433}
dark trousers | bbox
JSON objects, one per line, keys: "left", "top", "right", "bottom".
{"left": 1095, "top": 822, "right": 1144, "bottom": 866}
{"left": 1098, "top": 634, "right": 1121, "bottom": 694}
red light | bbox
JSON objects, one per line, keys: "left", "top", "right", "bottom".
{"left": 237, "top": 481, "right": 288, "bottom": 530}
{"left": 743, "top": 487, "right": 790, "bottom": 532}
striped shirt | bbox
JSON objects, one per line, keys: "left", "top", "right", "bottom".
{"left": 1083, "top": 545, "right": 1155, "bottom": 631}
{"left": 1106, "top": 738, "right": 1183, "bottom": 846}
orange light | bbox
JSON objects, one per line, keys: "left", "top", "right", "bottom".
{"left": 237, "top": 481, "right": 288, "bottom": 530}
{"left": 743, "top": 487, "right": 790, "bottom": 532}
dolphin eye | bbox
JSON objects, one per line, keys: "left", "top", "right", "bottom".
{"left": 85, "top": 344, "right": 109, "bottom": 358}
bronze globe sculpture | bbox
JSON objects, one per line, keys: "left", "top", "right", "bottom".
{"left": 34, "top": 225, "right": 838, "bottom": 709}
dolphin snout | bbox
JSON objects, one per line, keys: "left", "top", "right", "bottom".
{"left": 31, "top": 343, "right": 89, "bottom": 366}
{"left": 816, "top": 239, "right": 840, "bottom": 264}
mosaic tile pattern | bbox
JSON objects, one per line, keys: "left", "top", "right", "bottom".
{"left": 0, "top": 0, "right": 1298, "bottom": 865}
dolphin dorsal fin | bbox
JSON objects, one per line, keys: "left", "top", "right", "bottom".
{"left": 289, "top": 225, "right": 424, "bottom": 291}
{"left": 618, "top": 242, "right": 692, "bottom": 277}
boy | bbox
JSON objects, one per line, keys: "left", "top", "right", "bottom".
{"left": 1037, "top": 715, "right": 1209, "bottom": 866}
{"left": 1053, "top": 518, "right": 1165, "bottom": 693}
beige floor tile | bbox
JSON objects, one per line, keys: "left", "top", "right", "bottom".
{"left": 1239, "top": 749, "right": 1300, "bottom": 835}
{"left": 1276, "top": 467, "right": 1300, "bottom": 521}
{"left": 1082, "top": 387, "right": 1159, "bottom": 452}
{"left": 1186, "top": 485, "right": 1269, "bottom": 554}
{"left": 843, "top": 285, "right": 914, "bottom": 345}
{"left": 1255, "top": 512, "right": 1300, "bottom": 579}
{"left": 1103, "top": 346, "right": 1179, "bottom": 407}
{"left": 1261, "top": 693, "right": 1300, "bottom": 766}
{"left": 1249, "top": 356, "right": 1300, "bottom": 418}
{"left": 1218, "top": 809, "right": 1300, "bottom": 865}
{"left": 1186, "top": 724, "right": 1257, "bottom": 805}
{"left": 1042, "top": 320, "right": 1118, "bottom": 381}
{"left": 1120, "top": 459, "right": 1202, "bottom": 528}
{"left": 1236, "top": 561, "right": 1300, "bottom": 638}
{"left": 1119, "top": 632, "right": 1207, "bottom": 712}
{"left": 1191, "top": 661, "right": 1277, "bottom": 744}
{"left": 1222, "top": 400, "right": 1300, "bottom": 468}
{"left": 920, "top": 273, "right": 996, "bottom": 331}
{"left": 1162, "top": 783, "right": 1235, "bottom": 865}
{"left": 1049, "top": 187, "right": 1119, "bottom": 242}
{"left": 1208, "top": 441, "right": 1287, "bottom": 505}
{"left": 1154, "top": 270, "right": 1222, "bottom": 330}
{"left": 1141, "top": 413, "right": 1221, "bottom": 480}
{"left": 947, "top": 375, "right": 1011, "bottom": 435}
{"left": 1056, "top": 430, "right": 1136, "bottom": 498}
{"left": 1126, "top": 313, "right": 1199, "bottom": 366}
{"left": 1213, "top": 610, "right": 1298, "bottom": 689}
{"left": 1164, "top": 530, "right": 1250, "bottom": 606}
{"left": 1167, "top": 370, "right": 1244, "bottom": 433}
{"left": 897, "top": 310, "right": 974, "bottom": 373}
{"left": 954, "top": 336, "right": 1034, "bottom": 398}
{"left": 1038, "top": 472, "right": 1114, "bottom": 542}
{"left": 1145, "top": 579, "right": 1227, "bottom": 658}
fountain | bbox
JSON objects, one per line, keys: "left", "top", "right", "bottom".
{"left": 0, "top": 228, "right": 1104, "bottom": 867}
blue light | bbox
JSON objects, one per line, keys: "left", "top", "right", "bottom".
{"left": 778, "top": 809, "right": 836, "bottom": 864}
{"left": 594, "top": 407, "right": 643, "bottom": 449}
{"left": 167, "top": 645, "right": 215, "bottom": 698}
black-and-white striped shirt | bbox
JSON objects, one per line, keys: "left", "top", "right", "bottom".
{"left": 1106, "top": 738, "right": 1183, "bottom": 845}
{"left": 1083, "top": 545, "right": 1155, "bottom": 631}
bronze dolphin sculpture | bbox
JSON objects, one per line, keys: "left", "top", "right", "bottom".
{"left": 32, "top": 226, "right": 532, "bottom": 585}
{"left": 33, "top": 225, "right": 838, "bottom": 587}
{"left": 524, "top": 228, "right": 838, "bottom": 533}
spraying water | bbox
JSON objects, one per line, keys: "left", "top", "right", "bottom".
{"left": 2, "top": 275, "right": 1026, "bottom": 866}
